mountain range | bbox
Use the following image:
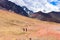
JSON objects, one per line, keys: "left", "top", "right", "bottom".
{"left": 0, "top": 0, "right": 60, "bottom": 23}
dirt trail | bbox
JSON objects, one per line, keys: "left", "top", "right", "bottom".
{"left": 0, "top": 9, "right": 60, "bottom": 40}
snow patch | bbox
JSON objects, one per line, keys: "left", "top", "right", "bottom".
{"left": 8, "top": 0, "right": 60, "bottom": 13}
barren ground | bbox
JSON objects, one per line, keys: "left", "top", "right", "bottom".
{"left": 0, "top": 9, "right": 60, "bottom": 40}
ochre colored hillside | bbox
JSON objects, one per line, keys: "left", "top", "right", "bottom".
{"left": 0, "top": 9, "right": 60, "bottom": 40}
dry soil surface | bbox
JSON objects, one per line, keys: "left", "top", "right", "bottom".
{"left": 0, "top": 9, "right": 60, "bottom": 40}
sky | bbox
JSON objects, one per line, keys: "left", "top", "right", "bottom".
{"left": 9, "top": 0, "right": 60, "bottom": 13}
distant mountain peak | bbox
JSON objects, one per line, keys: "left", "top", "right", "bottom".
{"left": 9, "top": 0, "right": 60, "bottom": 13}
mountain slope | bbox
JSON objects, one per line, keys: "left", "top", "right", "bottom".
{"left": 0, "top": 9, "right": 60, "bottom": 40}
